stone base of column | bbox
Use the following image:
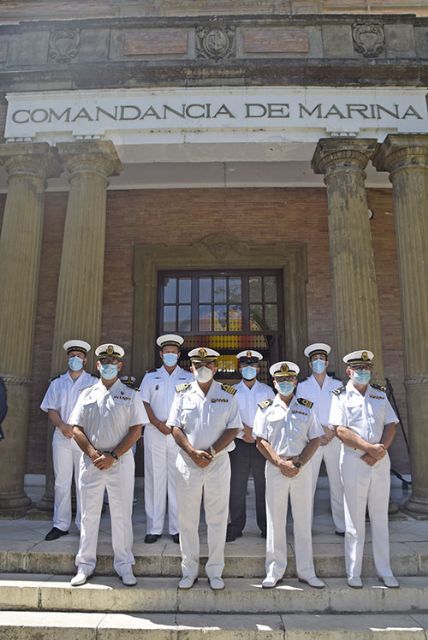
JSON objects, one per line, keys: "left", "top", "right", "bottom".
{"left": 0, "top": 492, "right": 32, "bottom": 518}
{"left": 401, "top": 497, "right": 428, "bottom": 520}
{"left": 401, "top": 381, "right": 428, "bottom": 520}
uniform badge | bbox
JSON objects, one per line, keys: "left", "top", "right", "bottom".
{"left": 297, "top": 397, "right": 313, "bottom": 409}
{"left": 198, "top": 348, "right": 207, "bottom": 358}
{"left": 362, "top": 351, "right": 369, "bottom": 361}
{"left": 258, "top": 399, "right": 273, "bottom": 409}
{"left": 221, "top": 383, "right": 236, "bottom": 395}
{"left": 176, "top": 383, "right": 191, "bottom": 393}
{"left": 107, "top": 345, "right": 114, "bottom": 355}
{"left": 280, "top": 363, "right": 289, "bottom": 373}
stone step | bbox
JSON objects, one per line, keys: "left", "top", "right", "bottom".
{"left": 1, "top": 610, "right": 427, "bottom": 640}
{"left": 1, "top": 539, "right": 427, "bottom": 577}
{"left": 1, "top": 575, "right": 427, "bottom": 614}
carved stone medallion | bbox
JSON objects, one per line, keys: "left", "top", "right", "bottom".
{"left": 352, "top": 22, "right": 385, "bottom": 58}
{"left": 49, "top": 29, "right": 80, "bottom": 63}
{"left": 196, "top": 23, "right": 236, "bottom": 60}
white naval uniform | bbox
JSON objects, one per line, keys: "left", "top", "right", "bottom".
{"left": 167, "top": 380, "right": 243, "bottom": 580}
{"left": 69, "top": 379, "right": 148, "bottom": 576}
{"left": 40, "top": 370, "right": 98, "bottom": 531}
{"left": 297, "top": 375, "right": 345, "bottom": 532}
{"left": 329, "top": 381, "right": 398, "bottom": 579}
{"left": 140, "top": 365, "right": 194, "bottom": 535}
{"left": 234, "top": 380, "right": 276, "bottom": 440}
{"left": 253, "top": 395, "right": 324, "bottom": 582}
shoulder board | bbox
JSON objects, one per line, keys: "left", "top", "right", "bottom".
{"left": 333, "top": 386, "right": 346, "bottom": 396}
{"left": 221, "top": 383, "right": 237, "bottom": 396}
{"left": 297, "top": 397, "right": 313, "bottom": 409}
{"left": 258, "top": 398, "right": 273, "bottom": 409}
{"left": 371, "top": 382, "right": 386, "bottom": 393}
{"left": 333, "top": 377, "right": 343, "bottom": 382}
{"left": 48, "top": 374, "right": 61, "bottom": 383}
{"left": 175, "top": 383, "right": 191, "bottom": 393}
{"left": 146, "top": 368, "right": 157, "bottom": 374}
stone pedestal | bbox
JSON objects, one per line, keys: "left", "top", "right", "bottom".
{"left": 312, "top": 138, "right": 385, "bottom": 382}
{"left": 373, "top": 134, "right": 428, "bottom": 519}
{"left": 37, "top": 140, "right": 122, "bottom": 514}
{"left": 0, "top": 143, "right": 58, "bottom": 518}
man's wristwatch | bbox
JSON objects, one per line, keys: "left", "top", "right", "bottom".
{"left": 293, "top": 457, "right": 302, "bottom": 468}
{"left": 109, "top": 450, "right": 119, "bottom": 461}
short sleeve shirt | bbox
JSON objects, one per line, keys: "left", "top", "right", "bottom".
{"left": 140, "top": 366, "right": 194, "bottom": 423}
{"left": 296, "top": 375, "right": 343, "bottom": 428}
{"left": 69, "top": 379, "right": 149, "bottom": 450}
{"left": 167, "top": 379, "right": 243, "bottom": 453}
{"left": 234, "top": 379, "right": 275, "bottom": 440}
{"left": 253, "top": 394, "right": 324, "bottom": 457}
{"left": 329, "top": 381, "right": 398, "bottom": 454}
{"left": 40, "top": 370, "right": 98, "bottom": 423}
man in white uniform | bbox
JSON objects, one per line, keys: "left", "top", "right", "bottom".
{"left": 227, "top": 350, "right": 274, "bottom": 541}
{"left": 253, "top": 361, "right": 325, "bottom": 589}
{"left": 297, "top": 343, "right": 345, "bottom": 535}
{"left": 40, "top": 339, "right": 97, "bottom": 541}
{"left": 329, "top": 349, "right": 399, "bottom": 589}
{"left": 168, "top": 347, "right": 242, "bottom": 591}
{"left": 69, "top": 343, "right": 148, "bottom": 587}
{"left": 140, "top": 334, "right": 193, "bottom": 544}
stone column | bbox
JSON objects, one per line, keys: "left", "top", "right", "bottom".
{"left": 37, "top": 140, "right": 122, "bottom": 514}
{"left": 312, "top": 138, "right": 385, "bottom": 382}
{"left": 373, "top": 134, "right": 428, "bottom": 518}
{"left": 0, "top": 143, "right": 58, "bottom": 517}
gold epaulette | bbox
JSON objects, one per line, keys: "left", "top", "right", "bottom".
{"left": 371, "top": 382, "right": 386, "bottom": 393}
{"left": 297, "top": 397, "right": 313, "bottom": 409}
{"left": 258, "top": 398, "right": 273, "bottom": 409}
{"left": 175, "top": 383, "right": 191, "bottom": 393}
{"left": 221, "top": 383, "right": 237, "bottom": 395}
{"left": 333, "top": 386, "right": 346, "bottom": 396}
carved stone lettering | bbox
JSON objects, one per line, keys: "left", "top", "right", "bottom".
{"left": 49, "top": 29, "right": 80, "bottom": 64}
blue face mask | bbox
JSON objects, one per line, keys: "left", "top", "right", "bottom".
{"left": 276, "top": 380, "right": 295, "bottom": 396}
{"left": 99, "top": 363, "right": 118, "bottom": 380}
{"left": 352, "top": 370, "right": 371, "bottom": 386}
{"left": 242, "top": 366, "right": 257, "bottom": 381}
{"left": 311, "top": 359, "right": 326, "bottom": 375}
{"left": 163, "top": 352, "right": 178, "bottom": 367}
{"left": 68, "top": 356, "right": 84, "bottom": 372}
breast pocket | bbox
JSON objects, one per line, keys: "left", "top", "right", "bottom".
{"left": 288, "top": 414, "right": 309, "bottom": 444}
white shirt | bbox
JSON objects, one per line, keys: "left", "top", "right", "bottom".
{"left": 234, "top": 379, "right": 275, "bottom": 440}
{"left": 329, "top": 381, "right": 398, "bottom": 455}
{"left": 69, "top": 379, "right": 149, "bottom": 450}
{"left": 167, "top": 379, "right": 243, "bottom": 452}
{"left": 253, "top": 394, "right": 324, "bottom": 458}
{"left": 40, "top": 370, "right": 98, "bottom": 427}
{"left": 140, "top": 366, "right": 194, "bottom": 423}
{"left": 297, "top": 375, "right": 343, "bottom": 427}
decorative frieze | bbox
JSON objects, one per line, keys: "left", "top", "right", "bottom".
{"left": 122, "top": 29, "right": 189, "bottom": 56}
{"left": 352, "top": 21, "right": 385, "bottom": 58}
{"left": 196, "top": 22, "right": 236, "bottom": 59}
{"left": 49, "top": 28, "right": 80, "bottom": 63}
{"left": 242, "top": 28, "right": 309, "bottom": 54}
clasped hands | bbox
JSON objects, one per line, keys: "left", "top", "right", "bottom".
{"left": 361, "top": 443, "right": 387, "bottom": 466}
{"left": 90, "top": 450, "right": 116, "bottom": 470}
{"left": 277, "top": 457, "right": 300, "bottom": 478}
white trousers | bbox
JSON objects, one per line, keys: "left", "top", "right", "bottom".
{"left": 340, "top": 451, "right": 393, "bottom": 579}
{"left": 311, "top": 436, "right": 345, "bottom": 532}
{"left": 76, "top": 450, "right": 135, "bottom": 576}
{"left": 144, "top": 424, "right": 179, "bottom": 535}
{"left": 265, "top": 461, "right": 316, "bottom": 581}
{"left": 52, "top": 429, "right": 82, "bottom": 531}
{"left": 176, "top": 451, "right": 230, "bottom": 580}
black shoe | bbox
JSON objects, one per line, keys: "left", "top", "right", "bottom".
{"left": 144, "top": 534, "right": 161, "bottom": 544}
{"left": 172, "top": 533, "right": 180, "bottom": 544}
{"left": 45, "top": 527, "right": 68, "bottom": 541}
{"left": 335, "top": 530, "right": 345, "bottom": 537}
{"left": 226, "top": 529, "right": 242, "bottom": 542}
{"left": 261, "top": 531, "right": 267, "bottom": 539}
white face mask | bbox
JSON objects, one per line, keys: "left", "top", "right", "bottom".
{"left": 194, "top": 366, "right": 213, "bottom": 383}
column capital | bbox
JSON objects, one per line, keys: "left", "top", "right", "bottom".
{"left": 57, "top": 140, "right": 122, "bottom": 180}
{"left": 312, "top": 137, "right": 377, "bottom": 180}
{"left": 372, "top": 134, "right": 428, "bottom": 175}
{"left": 0, "top": 142, "right": 60, "bottom": 181}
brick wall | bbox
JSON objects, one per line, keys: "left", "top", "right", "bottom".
{"left": 0, "top": 186, "right": 409, "bottom": 475}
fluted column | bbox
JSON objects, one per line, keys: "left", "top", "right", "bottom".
{"left": 373, "top": 134, "right": 428, "bottom": 518}
{"left": 37, "top": 140, "right": 122, "bottom": 514}
{"left": 312, "top": 138, "right": 385, "bottom": 381}
{"left": 0, "top": 143, "right": 58, "bottom": 517}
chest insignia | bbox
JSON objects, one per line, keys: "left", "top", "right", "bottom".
{"left": 211, "top": 398, "right": 229, "bottom": 403}
{"left": 297, "top": 397, "right": 313, "bottom": 409}
{"left": 176, "top": 383, "right": 191, "bottom": 393}
{"left": 221, "top": 384, "right": 236, "bottom": 396}
{"left": 369, "top": 394, "right": 384, "bottom": 400}
{"left": 113, "top": 394, "right": 131, "bottom": 401}
{"left": 292, "top": 409, "right": 308, "bottom": 417}
{"left": 258, "top": 399, "right": 273, "bottom": 409}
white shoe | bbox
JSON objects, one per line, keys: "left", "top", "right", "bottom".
{"left": 380, "top": 575, "right": 399, "bottom": 588}
{"left": 178, "top": 575, "right": 198, "bottom": 590}
{"left": 209, "top": 577, "right": 225, "bottom": 591}
{"left": 262, "top": 576, "right": 282, "bottom": 589}
{"left": 70, "top": 569, "right": 92, "bottom": 587}
{"left": 120, "top": 571, "right": 137, "bottom": 587}
{"left": 347, "top": 576, "right": 363, "bottom": 589}
{"left": 299, "top": 576, "right": 325, "bottom": 589}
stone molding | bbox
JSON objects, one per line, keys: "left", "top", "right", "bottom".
{"left": 57, "top": 140, "right": 122, "bottom": 181}
{"left": 373, "top": 134, "right": 428, "bottom": 175}
{"left": 312, "top": 138, "right": 377, "bottom": 181}
{"left": 352, "top": 21, "right": 385, "bottom": 58}
{"left": 0, "top": 142, "right": 60, "bottom": 183}
{"left": 49, "top": 28, "right": 81, "bottom": 64}
{"left": 0, "top": 374, "right": 31, "bottom": 385}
